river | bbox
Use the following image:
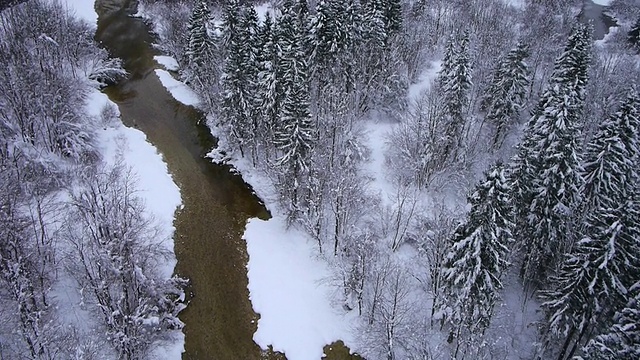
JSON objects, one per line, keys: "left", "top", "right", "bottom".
{"left": 581, "top": 0, "right": 617, "bottom": 40}
{"left": 95, "top": 1, "right": 270, "bottom": 359}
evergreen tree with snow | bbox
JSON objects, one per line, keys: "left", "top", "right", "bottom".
{"left": 580, "top": 89, "right": 640, "bottom": 216}
{"left": 274, "top": 6, "right": 315, "bottom": 214}
{"left": 384, "top": 0, "right": 403, "bottom": 35}
{"left": 511, "top": 23, "right": 591, "bottom": 291}
{"left": 437, "top": 31, "right": 472, "bottom": 161}
{"left": 540, "top": 196, "right": 640, "bottom": 360}
{"left": 481, "top": 41, "right": 530, "bottom": 149}
{"left": 628, "top": 16, "right": 640, "bottom": 52}
{"left": 256, "top": 15, "right": 281, "bottom": 154}
{"left": 538, "top": 90, "right": 640, "bottom": 359}
{"left": 440, "top": 164, "right": 514, "bottom": 340}
{"left": 219, "top": 1, "right": 260, "bottom": 158}
{"left": 186, "top": 0, "right": 215, "bottom": 71}
{"left": 581, "top": 282, "right": 640, "bottom": 360}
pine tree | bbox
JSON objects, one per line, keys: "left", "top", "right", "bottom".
{"left": 582, "top": 282, "right": 640, "bottom": 360}
{"left": 186, "top": 0, "right": 215, "bottom": 71}
{"left": 538, "top": 90, "right": 640, "bottom": 359}
{"left": 256, "top": 16, "right": 281, "bottom": 154}
{"left": 383, "top": 0, "right": 403, "bottom": 35}
{"left": 481, "top": 42, "right": 530, "bottom": 149}
{"left": 220, "top": 1, "right": 260, "bottom": 158}
{"left": 627, "top": 16, "right": 640, "bottom": 52}
{"left": 511, "top": 24, "right": 591, "bottom": 291}
{"left": 440, "top": 164, "right": 514, "bottom": 339}
{"left": 308, "top": 0, "right": 357, "bottom": 85}
{"left": 540, "top": 196, "right": 640, "bottom": 360}
{"left": 274, "top": 6, "right": 315, "bottom": 214}
{"left": 580, "top": 89, "right": 640, "bottom": 216}
{"left": 438, "top": 31, "right": 472, "bottom": 161}
{"left": 364, "top": 0, "right": 402, "bottom": 37}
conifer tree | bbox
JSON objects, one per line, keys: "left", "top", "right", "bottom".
{"left": 440, "top": 164, "right": 514, "bottom": 339}
{"left": 580, "top": 89, "right": 640, "bottom": 215}
{"left": 383, "top": 0, "right": 403, "bottom": 35}
{"left": 186, "top": 0, "right": 215, "bottom": 71}
{"left": 256, "top": 15, "right": 281, "bottom": 153}
{"left": 481, "top": 42, "right": 530, "bottom": 149}
{"left": 628, "top": 16, "right": 640, "bottom": 52}
{"left": 511, "top": 24, "right": 591, "bottom": 291}
{"left": 582, "top": 282, "right": 640, "bottom": 360}
{"left": 274, "top": 6, "right": 315, "bottom": 213}
{"left": 220, "top": 1, "right": 260, "bottom": 158}
{"left": 538, "top": 90, "right": 640, "bottom": 359}
{"left": 438, "top": 31, "right": 472, "bottom": 161}
{"left": 540, "top": 196, "right": 640, "bottom": 360}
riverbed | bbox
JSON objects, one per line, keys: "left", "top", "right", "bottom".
{"left": 95, "top": 1, "right": 269, "bottom": 358}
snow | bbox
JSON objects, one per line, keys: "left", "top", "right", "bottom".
{"left": 255, "top": 2, "right": 274, "bottom": 22}
{"left": 408, "top": 60, "right": 442, "bottom": 102}
{"left": 592, "top": 0, "right": 613, "bottom": 5}
{"left": 154, "top": 55, "right": 180, "bottom": 71}
{"left": 501, "top": 0, "right": 526, "bottom": 9}
{"left": 245, "top": 216, "right": 357, "bottom": 360}
{"left": 88, "top": 90, "right": 182, "bottom": 278}
{"left": 86, "top": 87, "right": 185, "bottom": 358}
{"left": 363, "top": 120, "right": 396, "bottom": 204}
{"left": 155, "top": 69, "right": 201, "bottom": 107}
{"left": 61, "top": 0, "right": 98, "bottom": 26}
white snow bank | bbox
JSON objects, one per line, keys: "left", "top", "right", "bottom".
{"left": 155, "top": 69, "right": 201, "bottom": 107}
{"left": 154, "top": 55, "right": 180, "bottom": 71}
{"left": 245, "top": 216, "right": 357, "bottom": 360}
{"left": 61, "top": 0, "right": 98, "bottom": 26}
{"left": 90, "top": 90, "right": 182, "bottom": 278}
{"left": 592, "top": 0, "right": 613, "bottom": 5}
{"left": 88, "top": 89, "right": 185, "bottom": 357}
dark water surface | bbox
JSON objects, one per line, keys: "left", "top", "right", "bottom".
{"left": 580, "top": 0, "right": 617, "bottom": 40}
{"left": 95, "top": 1, "right": 269, "bottom": 359}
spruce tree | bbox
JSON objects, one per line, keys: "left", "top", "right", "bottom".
{"left": 220, "top": 1, "right": 260, "bottom": 158}
{"left": 274, "top": 6, "right": 315, "bottom": 213}
{"left": 580, "top": 89, "right": 640, "bottom": 215}
{"left": 628, "top": 16, "right": 640, "bottom": 52}
{"left": 481, "top": 42, "right": 530, "bottom": 149}
{"left": 186, "top": 0, "right": 215, "bottom": 71}
{"left": 511, "top": 23, "right": 591, "bottom": 291}
{"left": 440, "top": 164, "right": 514, "bottom": 338}
{"left": 383, "top": 0, "right": 403, "bottom": 35}
{"left": 256, "top": 16, "right": 281, "bottom": 153}
{"left": 539, "top": 90, "right": 640, "bottom": 359}
{"left": 582, "top": 282, "right": 640, "bottom": 360}
{"left": 438, "top": 31, "right": 472, "bottom": 161}
{"left": 540, "top": 196, "right": 640, "bottom": 360}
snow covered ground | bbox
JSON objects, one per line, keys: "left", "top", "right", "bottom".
{"left": 61, "top": 0, "right": 97, "bottom": 25}
{"left": 155, "top": 69, "right": 201, "bottom": 107}
{"left": 155, "top": 55, "right": 180, "bottom": 71}
{"left": 58, "top": 1, "right": 185, "bottom": 357}
{"left": 592, "top": 0, "right": 614, "bottom": 5}
{"left": 221, "top": 144, "right": 361, "bottom": 359}
{"left": 245, "top": 216, "right": 358, "bottom": 359}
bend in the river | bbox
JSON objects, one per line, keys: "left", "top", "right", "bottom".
{"left": 95, "top": 1, "right": 268, "bottom": 359}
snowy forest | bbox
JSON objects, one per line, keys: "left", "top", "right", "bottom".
{"left": 0, "top": 1, "right": 186, "bottom": 358}
{"left": 143, "top": 0, "right": 640, "bottom": 358}
{"left": 2, "top": 0, "right": 640, "bottom": 359}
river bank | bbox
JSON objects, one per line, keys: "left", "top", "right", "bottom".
{"left": 93, "top": 0, "right": 269, "bottom": 358}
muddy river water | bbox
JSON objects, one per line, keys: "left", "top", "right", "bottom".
{"left": 95, "top": 1, "right": 269, "bottom": 359}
